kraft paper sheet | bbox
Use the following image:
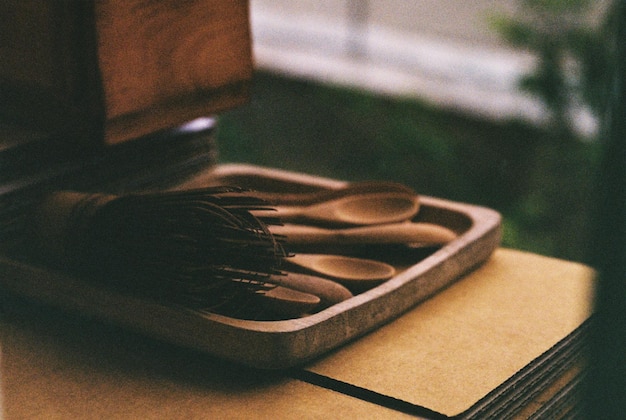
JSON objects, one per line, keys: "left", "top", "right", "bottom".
{"left": 305, "top": 248, "right": 595, "bottom": 417}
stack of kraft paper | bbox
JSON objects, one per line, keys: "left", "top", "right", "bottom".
{"left": 300, "top": 248, "right": 595, "bottom": 419}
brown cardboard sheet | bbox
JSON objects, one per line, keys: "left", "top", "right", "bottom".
{"left": 0, "top": 296, "right": 412, "bottom": 419}
{"left": 304, "top": 248, "right": 595, "bottom": 417}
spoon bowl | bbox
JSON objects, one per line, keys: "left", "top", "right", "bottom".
{"left": 285, "top": 253, "right": 396, "bottom": 293}
{"left": 287, "top": 254, "right": 396, "bottom": 282}
{"left": 329, "top": 193, "right": 419, "bottom": 225}
{"left": 256, "top": 285, "right": 321, "bottom": 318}
{"left": 268, "top": 271, "right": 353, "bottom": 309}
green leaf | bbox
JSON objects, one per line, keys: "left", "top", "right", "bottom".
{"left": 487, "top": 14, "right": 537, "bottom": 47}
{"left": 522, "top": 0, "right": 590, "bottom": 14}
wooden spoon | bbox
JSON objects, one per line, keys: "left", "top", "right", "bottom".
{"left": 254, "top": 181, "right": 417, "bottom": 205}
{"left": 284, "top": 254, "right": 396, "bottom": 293}
{"left": 256, "top": 285, "right": 321, "bottom": 318}
{"left": 179, "top": 170, "right": 417, "bottom": 206}
{"left": 286, "top": 254, "right": 395, "bottom": 281}
{"left": 268, "top": 272, "right": 353, "bottom": 309}
{"left": 271, "top": 222, "right": 457, "bottom": 246}
{"left": 255, "top": 193, "right": 419, "bottom": 226}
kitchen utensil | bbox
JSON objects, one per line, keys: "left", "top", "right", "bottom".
{"left": 268, "top": 271, "right": 353, "bottom": 309}
{"left": 271, "top": 222, "right": 457, "bottom": 246}
{"left": 256, "top": 285, "right": 321, "bottom": 318}
{"left": 179, "top": 166, "right": 417, "bottom": 206}
{"left": 254, "top": 192, "right": 419, "bottom": 226}
{"left": 284, "top": 253, "right": 395, "bottom": 291}
{"left": 30, "top": 187, "right": 286, "bottom": 310}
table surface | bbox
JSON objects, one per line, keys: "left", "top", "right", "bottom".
{"left": 0, "top": 248, "right": 594, "bottom": 419}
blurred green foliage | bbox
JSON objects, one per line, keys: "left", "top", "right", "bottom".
{"left": 488, "top": 0, "right": 615, "bottom": 137}
{"left": 486, "top": 0, "right": 616, "bottom": 261}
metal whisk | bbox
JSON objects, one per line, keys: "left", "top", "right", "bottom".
{"left": 30, "top": 186, "right": 286, "bottom": 311}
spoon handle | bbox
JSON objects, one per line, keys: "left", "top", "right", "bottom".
{"left": 271, "top": 222, "right": 457, "bottom": 245}
{"left": 180, "top": 174, "right": 417, "bottom": 205}
{"left": 259, "top": 181, "right": 417, "bottom": 205}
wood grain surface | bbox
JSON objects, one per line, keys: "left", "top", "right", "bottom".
{"left": 95, "top": 0, "right": 252, "bottom": 143}
{"left": 0, "top": 0, "right": 252, "bottom": 145}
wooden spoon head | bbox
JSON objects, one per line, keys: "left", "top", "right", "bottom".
{"left": 332, "top": 193, "right": 420, "bottom": 225}
{"left": 269, "top": 272, "right": 353, "bottom": 309}
{"left": 287, "top": 254, "right": 396, "bottom": 293}
{"left": 256, "top": 286, "right": 321, "bottom": 318}
{"left": 294, "top": 254, "right": 396, "bottom": 281}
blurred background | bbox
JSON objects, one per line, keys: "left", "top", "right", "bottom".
{"left": 215, "top": 0, "right": 616, "bottom": 264}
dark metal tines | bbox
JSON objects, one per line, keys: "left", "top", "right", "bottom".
{"left": 62, "top": 187, "right": 287, "bottom": 311}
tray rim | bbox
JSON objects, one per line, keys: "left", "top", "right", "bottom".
{"left": 0, "top": 164, "right": 502, "bottom": 368}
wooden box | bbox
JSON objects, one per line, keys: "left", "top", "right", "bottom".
{"left": 0, "top": 0, "right": 252, "bottom": 145}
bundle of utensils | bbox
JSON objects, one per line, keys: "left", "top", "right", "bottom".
{"left": 249, "top": 181, "right": 457, "bottom": 317}
{"left": 28, "top": 182, "right": 457, "bottom": 320}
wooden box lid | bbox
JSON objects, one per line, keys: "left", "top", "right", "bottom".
{"left": 0, "top": 0, "right": 252, "bottom": 145}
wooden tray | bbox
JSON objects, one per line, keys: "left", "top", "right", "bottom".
{"left": 0, "top": 164, "right": 501, "bottom": 369}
